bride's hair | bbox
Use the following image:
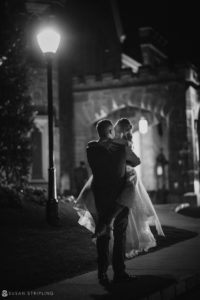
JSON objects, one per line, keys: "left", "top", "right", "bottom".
{"left": 114, "top": 118, "right": 133, "bottom": 143}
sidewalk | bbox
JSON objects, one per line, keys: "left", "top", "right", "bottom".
{"left": 34, "top": 204, "right": 200, "bottom": 300}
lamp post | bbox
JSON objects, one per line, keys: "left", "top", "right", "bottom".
{"left": 37, "top": 27, "right": 61, "bottom": 225}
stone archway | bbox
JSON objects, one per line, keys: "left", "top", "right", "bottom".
{"left": 73, "top": 73, "right": 173, "bottom": 194}
{"left": 74, "top": 82, "right": 171, "bottom": 191}
{"left": 92, "top": 105, "right": 162, "bottom": 132}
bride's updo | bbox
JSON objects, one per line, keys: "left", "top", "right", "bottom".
{"left": 114, "top": 118, "right": 133, "bottom": 143}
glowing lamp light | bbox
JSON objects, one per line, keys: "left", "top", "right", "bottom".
{"left": 37, "top": 27, "right": 61, "bottom": 54}
{"left": 156, "top": 165, "right": 163, "bottom": 176}
{"left": 139, "top": 117, "right": 148, "bottom": 134}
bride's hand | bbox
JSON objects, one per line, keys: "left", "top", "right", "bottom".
{"left": 127, "top": 140, "right": 133, "bottom": 147}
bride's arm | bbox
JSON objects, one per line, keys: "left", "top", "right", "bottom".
{"left": 126, "top": 144, "right": 141, "bottom": 167}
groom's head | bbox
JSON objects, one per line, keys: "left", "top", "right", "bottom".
{"left": 96, "top": 119, "right": 115, "bottom": 139}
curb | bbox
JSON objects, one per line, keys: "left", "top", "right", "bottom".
{"left": 141, "top": 273, "right": 200, "bottom": 300}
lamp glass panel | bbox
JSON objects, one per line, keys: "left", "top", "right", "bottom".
{"left": 37, "top": 28, "right": 60, "bottom": 53}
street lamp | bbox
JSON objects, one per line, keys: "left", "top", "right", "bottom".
{"left": 37, "top": 27, "right": 61, "bottom": 225}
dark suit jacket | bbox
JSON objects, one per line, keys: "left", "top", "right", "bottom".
{"left": 86, "top": 139, "right": 126, "bottom": 213}
{"left": 86, "top": 138, "right": 141, "bottom": 214}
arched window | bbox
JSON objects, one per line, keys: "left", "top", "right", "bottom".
{"left": 31, "top": 127, "right": 43, "bottom": 179}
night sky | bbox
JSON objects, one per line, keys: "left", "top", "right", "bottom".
{"left": 117, "top": 0, "right": 200, "bottom": 68}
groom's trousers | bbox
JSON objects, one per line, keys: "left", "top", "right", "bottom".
{"left": 96, "top": 206, "right": 129, "bottom": 275}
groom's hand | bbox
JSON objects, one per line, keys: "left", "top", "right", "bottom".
{"left": 100, "top": 140, "right": 125, "bottom": 152}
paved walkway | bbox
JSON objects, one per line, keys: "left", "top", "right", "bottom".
{"left": 33, "top": 204, "right": 200, "bottom": 300}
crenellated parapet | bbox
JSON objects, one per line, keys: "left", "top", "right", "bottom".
{"left": 72, "top": 64, "right": 189, "bottom": 91}
{"left": 26, "top": 0, "right": 66, "bottom": 15}
{"left": 72, "top": 69, "right": 134, "bottom": 90}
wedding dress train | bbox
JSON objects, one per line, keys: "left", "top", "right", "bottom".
{"left": 73, "top": 166, "right": 165, "bottom": 258}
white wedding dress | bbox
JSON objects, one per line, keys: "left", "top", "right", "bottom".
{"left": 73, "top": 165, "right": 165, "bottom": 258}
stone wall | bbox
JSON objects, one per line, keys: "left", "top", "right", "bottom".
{"left": 73, "top": 69, "right": 172, "bottom": 192}
{"left": 72, "top": 65, "right": 200, "bottom": 202}
{"left": 139, "top": 121, "right": 169, "bottom": 191}
{"left": 184, "top": 68, "right": 200, "bottom": 204}
{"left": 28, "top": 61, "right": 200, "bottom": 203}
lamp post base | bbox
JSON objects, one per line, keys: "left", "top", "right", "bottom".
{"left": 46, "top": 167, "right": 60, "bottom": 226}
{"left": 46, "top": 199, "right": 60, "bottom": 226}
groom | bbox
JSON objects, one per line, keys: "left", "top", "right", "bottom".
{"left": 86, "top": 119, "right": 137, "bottom": 285}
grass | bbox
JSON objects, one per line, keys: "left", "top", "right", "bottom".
{"left": 0, "top": 199, "right": 198, "bottom": 291}
{"left": 0, "top": 200, "right": 97, "bottom": 291}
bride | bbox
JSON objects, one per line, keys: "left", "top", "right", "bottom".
{"left": 73, "top": 118, "right": 165, "bottom": 258}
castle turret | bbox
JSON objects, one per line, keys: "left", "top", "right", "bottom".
{"left": 139, "top": 27, "right": 167, "bottom": 67}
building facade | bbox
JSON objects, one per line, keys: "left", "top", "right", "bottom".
{"left": 27, "top": 1, "right": 200, "bottom": 204}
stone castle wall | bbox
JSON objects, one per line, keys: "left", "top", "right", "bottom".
{"left": 72, "top": 67, "right": 177, "bottom": 191}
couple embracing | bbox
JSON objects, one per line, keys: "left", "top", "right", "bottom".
{"left": 74, "top": 118, "right": 164, "bottom": 286}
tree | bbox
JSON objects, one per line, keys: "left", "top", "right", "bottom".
{"left": 0, "top": 0, "right": 35, "bottom": 186}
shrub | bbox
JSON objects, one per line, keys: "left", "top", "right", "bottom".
{"left": 0, "top": 184, "right": 23, "bottom": 208}
{"left": 23, "top": 186, "right": 48, "bottom": 206}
